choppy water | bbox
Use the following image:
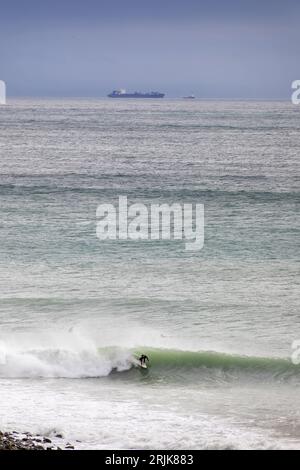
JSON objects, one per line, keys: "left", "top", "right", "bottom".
{"left": 0, "top": 98, "right": 299, "bottom": 449}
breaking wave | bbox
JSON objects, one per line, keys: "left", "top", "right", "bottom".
{"left": 0, "top": 343, "right": 299, "bottom": 381}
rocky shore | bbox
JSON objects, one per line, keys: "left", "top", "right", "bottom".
{"left": 0, "top": 431, "right": 75, "bottom": 450}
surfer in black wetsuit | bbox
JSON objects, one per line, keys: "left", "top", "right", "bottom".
{"left": 139, "top": 354, "right": 149, "bottom": 366}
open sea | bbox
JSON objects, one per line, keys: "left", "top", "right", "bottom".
{"left": 0, "top": 98, "right": 299, "bottom": 449}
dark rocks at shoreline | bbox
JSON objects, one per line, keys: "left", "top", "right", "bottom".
{"left": 0, "top": 431, "right": 44, "bottom": 450}
{"left": 0, "top": 431, "right": 75, "bottom": 450}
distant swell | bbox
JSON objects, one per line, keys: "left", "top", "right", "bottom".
{"left": 0, "top": 182, "right": 298, "bottom": 201}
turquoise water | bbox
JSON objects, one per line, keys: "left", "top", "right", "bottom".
{"left": 0, "top": 99, "right": 299, "bottom": 449}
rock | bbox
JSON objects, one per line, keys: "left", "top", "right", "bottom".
{"left": 0, "top": 430, "right": 72, "bottom": 451}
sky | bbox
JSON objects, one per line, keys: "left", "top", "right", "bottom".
{"left": 0, "top": 0, "right": 299, "bottom": 98}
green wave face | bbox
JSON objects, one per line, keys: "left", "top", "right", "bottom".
{"left": 132, "top": 348, "right": 300, "bottom": 376}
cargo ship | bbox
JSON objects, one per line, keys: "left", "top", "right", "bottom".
{"left": 108, "top": 89, "right": 165, "bottom": 98}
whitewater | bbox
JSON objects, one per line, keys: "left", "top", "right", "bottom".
{"left": 0, "top": 98, "right": 299, "bottom": 449}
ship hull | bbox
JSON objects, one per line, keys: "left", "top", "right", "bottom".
{"left": 108, "top": 94, "right": 164, "bottom": 98}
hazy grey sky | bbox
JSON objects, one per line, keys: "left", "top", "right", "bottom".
{"left": 0, "top": 0, "right": 299, "bottom": 98}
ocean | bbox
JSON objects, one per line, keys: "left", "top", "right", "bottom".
{"left": 0, "top": 98, "right": 299, "bottom": 449}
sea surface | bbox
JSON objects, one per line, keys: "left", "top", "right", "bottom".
{"left": 0, "top": 98, "right": 299, "bottom": 449}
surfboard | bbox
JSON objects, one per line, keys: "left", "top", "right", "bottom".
{"left": 132, "top": 358, "right": 148, "bottom": 369}
{"left": 139, "top": 363, "right": 148, "bottom": 369}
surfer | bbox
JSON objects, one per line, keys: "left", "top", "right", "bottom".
{"left": 139, "top": 354, "right": 149, "bottom": 366}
